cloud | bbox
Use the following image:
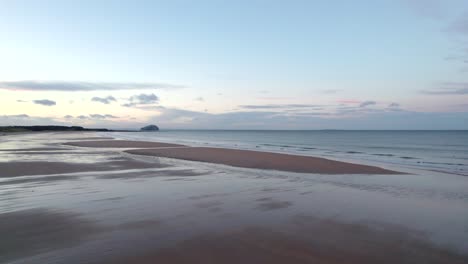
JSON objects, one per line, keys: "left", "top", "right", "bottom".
{"left": 72, "top": 114, "right": 118, "bottom": 119}
{"left": 388, "top": 103, "right": 400, "bottom": 108}
{"left": 0, "top": 81, "right": 185, "bottom": 91}
{"left": 257, "top": 96, "right": 295, "bottom": 100}
{"left": 404, "top": 0, "right": 449, "bottom": 20}
{"left": 146, "top": 107, "right": 468, "bottom": 130}
{"left": 91, "top": 96, "right": 116, "bottom": 104}
{"left": 0, "top": 115, "right": 65, "bottom": 126}
{"left": 421, "top": 82, "right": 468, "bottom": 95}
{"left": 406, "top": 2, "right": 468, "bottom": 75}
{"left": 33, "top": 99, "right": 56, "bottom": 106}
{"left": 448, "top": 13, "right": 468, "bottom": 35}
{"left": 131, "top": 93, "right": 159, "bottom": 104}
{"left": 2, "top": 108, "right": 467, "bottom": 130}
{"left": 337, "top": 100, "right": 361, "bottom": 104}
{"left": 89, "top": 114, "right": 118, "bottom": 119}
{"left": 123, "top": 93, "right": 159, "bottom": 107}
{"left": 4, "top": 114, "right": 29, "bottom": 118}
{"left": 194, "top": 97, "right": 204, "bottom": 102}
{"left": 359, "top": 101, "right": 376, "bottom": 107}
{"left": 336, "top": 106, "right": 380, "bottom": 116}
{"left": 239, "top": 104, "right": 322, "bottom": 109}
{"left": 16, "top": 100, "right": 27, "bottom": 103}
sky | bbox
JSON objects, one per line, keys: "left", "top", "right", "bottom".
{"left": 1, "top": 0, "right": 467, "bottom": 129}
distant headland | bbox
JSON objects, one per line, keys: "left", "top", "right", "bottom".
{"left": 0, "top": 125, "right": 115, "bottom": 133}
{"left": 0, "top": 125, "right": 160, "bottom": 133}
{"left": 0, "top": 125, "right": 162, "bottom": 133}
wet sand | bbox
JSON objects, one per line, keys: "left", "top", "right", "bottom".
{"left": 114, "top": 223, "right": 468, "bottom": 264}
{"left": 3, "top": 209, "right": 467, "bottom": 264}
{"left": 1, "top": 132, "right": 468, "bottom": 263}
{"left": 0, "top": 159, "right": 168, "bottom": 177}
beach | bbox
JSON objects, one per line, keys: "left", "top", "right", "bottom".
{"left": 1, "top": 132, "right": 468, "bottom": 263}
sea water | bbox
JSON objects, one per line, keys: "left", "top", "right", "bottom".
{"left": 110, "top": 130, "right": 468, "bottom": 176}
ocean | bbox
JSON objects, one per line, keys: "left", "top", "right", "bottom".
{"left": 110, "top": 130, "right": 468, "bottom": 176}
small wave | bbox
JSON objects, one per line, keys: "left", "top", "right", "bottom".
{"left": 295, "top": 147, "right": 317, "bottom": 152}
{"left": 372, "top": 153, "right": 395, "bottom": 157}
{"left": 259, "top": 143, "right": 295, "bottom": 148}
{"left": 417, "top": 161, "right": 466, "bottom": 166}
{"left": 346, "top": 151, "right": 363, "bottom": 154}
{"left": 400, "top": 156, "right": 418, "bottom": 159}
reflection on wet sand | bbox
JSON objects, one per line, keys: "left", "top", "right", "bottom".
{"left": 0, "top": 208, "right": 102, "bottom": 263}
{"left": 113, "top": 219, "right": 468, "bottom": 264}
{"left": 1, "top": 132, "right": 468, "bottom": 263}
{"left": 0, "top": 159, "right": 169, "bottom": 177}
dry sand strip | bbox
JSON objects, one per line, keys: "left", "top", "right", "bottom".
{"left": 126, "top": 147, "right": 401, "bottom": 174}
{"left": 64, "top": 140, "right": 185, "bottom": 148}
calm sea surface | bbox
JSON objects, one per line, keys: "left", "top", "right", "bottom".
{"left": 111, "top": 130, "right": 468, "bottom": 176}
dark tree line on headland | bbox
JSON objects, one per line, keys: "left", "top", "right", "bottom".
{"left": 0, "top": 126, "right": 111, "bottom": 132}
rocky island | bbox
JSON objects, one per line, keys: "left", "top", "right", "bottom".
{"left": 140, "top": 125, "right": 159, "bottom": 131}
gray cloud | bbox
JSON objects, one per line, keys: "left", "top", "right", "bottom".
{"left": 89, "top": 114, "right": 118, "bottom": 119}
{"left": 240, "top": 104, "right": 323, "bottom": 109}
{"left": 16, "top": 100, "right": 27, "bottom": 103}
{"left": 132, "top": 93, "right": 159, "bottom": 104}
{"left": 194, "top": 97, "right": 204, "bottom": 102}
{"left": 0, "top": 81, "right": 184, "bottom": 91}
{"left": 359, "top": 101, "right": 376, "bottom": 107}
{"left": 64, "top": 115, "right": 73, "bottom": 119}
{"left": 407, "top": 2, "right": 468, "bottom": 77}
{"left": 388, "top": 103, "right": 400, "bottom": 108}
{"left": 0, "top": 115, "right": 65, "bottom": 126}
{"left": 281, "top": 112, "right": 332, "bottom": 117}
{"left": 421, "top": 82, "right": 468, "bottom": 95}
{"left": 448, "top": 13, "right": 468, "bottom": 35}
{"left": 123, "top": 93, "right": 159, "bottom": 107}
{"left": 91, "top": 96, "right": 116, "bottom": 104}
{"left": 5, "top": 114, "right": 29, "bottom": 118}
{"left": 33, "top": 99, "right": 56, "bottom": 106}
{"left": 77, "top": 115, "right": 88, "bottom": 119}
{"left": 2, "top": 108, "right": 466, "bottom": 130}
{"left": 404, "top": 0, "right": 450, "bottom": 20}
{"left": 145, "top": 107, "right": 468, "bottom": 130}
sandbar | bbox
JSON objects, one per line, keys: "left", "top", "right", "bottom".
{"left": 64, "top": 140, "right": 185, "bottom": 148}
{"left": 126, "top": 146, "right": 399, "bottom": 174}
